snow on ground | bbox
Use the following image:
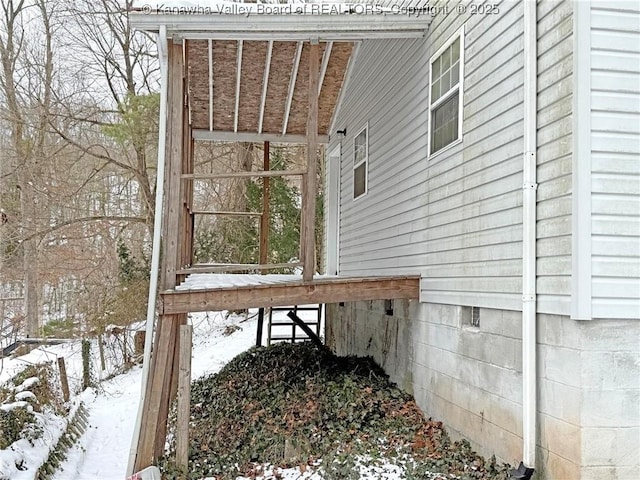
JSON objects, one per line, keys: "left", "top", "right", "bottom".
{"left": 0, "top": 341, "right": 84, "bottom": 390}
{"left": 52, "top": 310, "right": 258, "bottom": 480}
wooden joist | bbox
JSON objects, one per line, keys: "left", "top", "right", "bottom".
{"left": 177, "top": 262, "right": 302, "bottom": 274}
{"left": 159, "top": 275, "right": 420, "bottom": 315}
{"left": 182, "top": 170, "right": 305, "bottom": 180}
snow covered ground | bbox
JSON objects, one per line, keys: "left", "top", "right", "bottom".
{"left": 53, "top": 311, "right": 258, "bottom": 480}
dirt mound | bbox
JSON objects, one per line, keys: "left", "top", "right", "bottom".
{"left": 162, "top": 342, "right": 510, "bottom": 480}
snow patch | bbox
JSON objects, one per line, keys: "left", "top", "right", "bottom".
{"left": 0, "top": 401, "right": 33, "bottom": 412}
{"left": 15, "top": 377, "right": 39, "bottom": 392}
{"left": 14, "top": 391, "right": 38, "bottom": 403}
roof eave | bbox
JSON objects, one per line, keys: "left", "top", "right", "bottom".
{"left": 129, "top": 12, "right": 431, "bottom": 41}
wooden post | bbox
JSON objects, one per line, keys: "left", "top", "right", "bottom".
{"left": 176, "top": 324, "right": 193, "bottom": 473}
{"left": 257, "top": 142, "right": 269, "bottom": 347}
{"left": 57, "top": 357, "right": 70, "bottom": 402}
{"left": 256, "top": 308, "right": 265, "bottom": 346}
{"left": 303, "top": 41, "right": 319, "bottom": 282}
{"left": 160, "top": 40, "right": 185, "bottom": 293}
{"left": 134, "top": 39, "right": 186, "bottom": 472}
{"left": 259, "top": 141, "right": 270, "bottom": 265}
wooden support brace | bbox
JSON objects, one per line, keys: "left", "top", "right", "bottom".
{"left": 303, "top": 41, "right": 319, "bottom": 282}
{"left": 135, "top": 314, "right": 180, "bottom": 470}
{"left": 259, "top": 141, "right": 270, "bottom": 265}
{"left": 176, "top": 324, "right": 193, "bottom": 471}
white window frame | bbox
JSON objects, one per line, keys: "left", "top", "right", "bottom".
{"left": 353, "top": 123, "right": 368, "bottom": 200}
{"left": 428, "top": 26, "right": 465, "bottom": 157}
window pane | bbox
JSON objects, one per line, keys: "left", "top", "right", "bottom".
{"left": 354, "top": 129, "right": 367, "bottom": 164}
{"left": 451, "top": 61, "right": 459, "bottom": 85}
{"left": 430, "top": 92, "right": 460, "bottom": 154}
{"left": 451, "top": 37, "right": 460, "bottom": 63}
{"left": 442, "top": 46, "right": 451, "bottom": 71}
{"left": 433, "top": 56, "right": 441, "bottom": 79}
{"left": 431, "top": 79, "right": 440, "bottom": 101}
{"left": 442, "top": 70, "right": 451, "bottom": 94}
{"left": 354, "top": 163, "right": 366, "bottom": 198}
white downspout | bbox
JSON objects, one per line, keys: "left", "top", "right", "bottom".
{"left": 126, "top": 25, "right": 169, "bottom": 477}
{"left": 522, "top": 0, "right": 538, "bottom": 472}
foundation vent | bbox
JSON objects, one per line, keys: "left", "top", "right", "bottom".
{"left": 471, "top": 306, "right": 480, "bottom": 327}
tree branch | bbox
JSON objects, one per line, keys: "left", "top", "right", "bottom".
{"left": 20, "top": 215, "right": 147, "bottom": 243}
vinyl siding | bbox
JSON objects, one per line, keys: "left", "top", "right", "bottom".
{"left": 430, "top": 0, "right": 525, "bottom": 310}
{"left": 590, "top": 1, "right": 640, "bottom": 319}
{"left": 330, "top": 1, "right": 580, "bottom": 314}
{"left": 328, "top": 1, "right": 529, "bottom": 311}
{"left": 332, "top": 34, "right": 430, "bottom": 276}
{"left": 536, "top": 0, "right": 574, "bottom": 315}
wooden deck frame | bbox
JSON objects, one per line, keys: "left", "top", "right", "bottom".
{"left": 161, "top": 276, "right": 420, "bottom": 315}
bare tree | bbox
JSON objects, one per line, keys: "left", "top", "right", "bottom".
{"left": 0, "top": 0, "right": 57, "bottom": 336}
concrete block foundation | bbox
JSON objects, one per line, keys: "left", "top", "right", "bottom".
{"left": 325, "top": 300, "right": 640, "bottom": 480}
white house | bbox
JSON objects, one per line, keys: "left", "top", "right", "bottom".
{"left": 324, "top": 1, "right": 640, "bottom": 479}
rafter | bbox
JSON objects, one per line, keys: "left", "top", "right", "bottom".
{"left": 258, "top": 40, "right": 273, "bottom": 134}
{"left": 234, "top": 40, "right": 243, "bottom": 133}
{"left": 318, "top": 41, "right": 333, "bottom": 96}
{"left": 282, "top": 41, "right": 303, "bottom": 135}
{"left": 208, "top": 39, "right": 213, "bottom": 131}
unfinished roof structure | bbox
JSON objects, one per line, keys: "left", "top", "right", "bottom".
{"left": 127, "top": 5, "right": 431, "bottom": 474}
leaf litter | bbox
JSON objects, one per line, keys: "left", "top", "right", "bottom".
{"left": 161, "top": 342, "right": 511, "bottom": 480}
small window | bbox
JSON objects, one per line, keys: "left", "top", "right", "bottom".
{"left": 353, "top": 125, "right": 368, "bottom": 199}
{"left": 429, "top": 28, "right": 464, "bottom": 155}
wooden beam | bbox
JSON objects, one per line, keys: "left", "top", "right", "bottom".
{"left": 191, "top": 210, "right": 262, "bottom": 216}
{"left": 303, "top": 41, "right": 319, "bottom": 282}
{"left": 162, "top": 41, "right": 185, "bottom": 291}
{"left": 318, "top": 41, "right": 333, "bottom": 96}
{"left": 193, "top": 129, "right": 329, "bottom": 144}
{"left": 282, "top": 41, "right": 303, "bottom": 135}
{"left": 177, "top": 262, "right": 301, "bottom": 274}
{"left": 160, "top": 276, "right": 420, "bottom": 314}
{"left": 180, "top": 47, "right": 193, "bottom": 270}
{"left": 176, "top": 324, "right": 193, "bottom": 471}
{"left": 153, "top": 315, "right": 181, "bottom": 460}
{"left": 259, "top": 141, "right": 270, "bottom": 265}
{"left": 135, "top": 314, "right": 179, "bottom": 470}
{"left": 234, "top": 40, "right": 243, "bottom": 133}
{"left": 258, "top": 42, "right": 273, "bottom": 134}
{"left": 182, "top": 170, "right": 305, "bottom": 180}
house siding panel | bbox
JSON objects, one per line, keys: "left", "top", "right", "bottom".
{"left": 330, "top": 1, "right": 575, "bottom": 314}
{"left": 535, "top": 0, "right": 574, "bottom": 315}
{"left": 590, "top": 2, "right": 640, "bottom": 319}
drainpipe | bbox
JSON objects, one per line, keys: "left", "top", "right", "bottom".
{"left": 520, "top": 0, "right": 538, "bottom": 477}
{"left": 126, "top": 25, "right": 169, "bottom": 477}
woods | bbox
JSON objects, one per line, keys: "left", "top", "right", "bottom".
{"left": 0, "top": 0, "right": 324, "bottom": 346}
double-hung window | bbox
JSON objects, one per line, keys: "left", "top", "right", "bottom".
{"left": 429, "top": 28, "right": 464, "bottom": 155}
{"left": 353, "top": 124, "right": 368, "bottom": 199}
